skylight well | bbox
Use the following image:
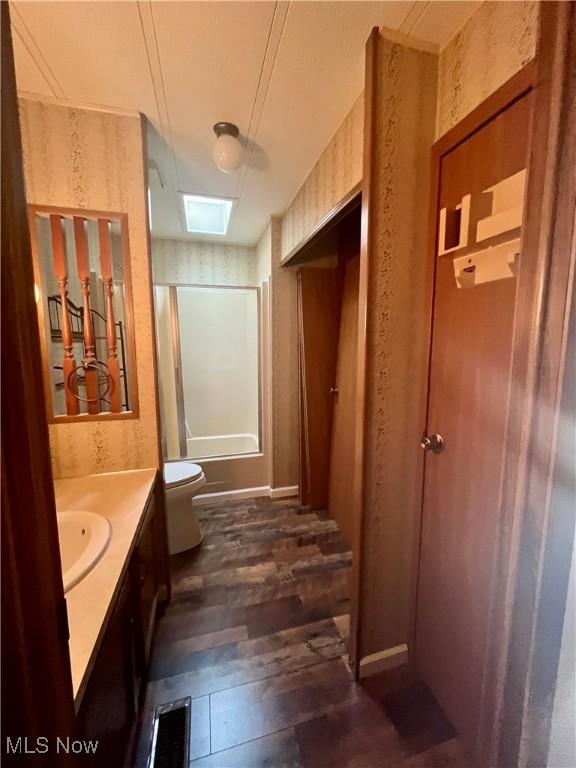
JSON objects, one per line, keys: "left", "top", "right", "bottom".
{"left": 182, "top": 194, "right": 233, "bottom": 236}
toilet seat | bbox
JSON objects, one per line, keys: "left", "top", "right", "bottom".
{"left": 164, "top": 461, "right": 204, "bottom": 490}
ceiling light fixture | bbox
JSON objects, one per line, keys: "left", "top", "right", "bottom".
{"left": 212, "top": 122, "right": 242, "bottom": 173}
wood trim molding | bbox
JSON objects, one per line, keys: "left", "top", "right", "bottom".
{"left": 269, "top": 485, "right": 299, "bottom": 499}
{"left": 348, "top": 26, "right": 379, "bottom": 677}
{"left": 1, "top": 3, "right": 76, "bottom": 750}
{"left": 479, "top": 5, "right": 576, "bottom": 766}
{"left": 280, "top": 182, "right": 362, "bottom": 267}
{"left": 141, "top": 117, "right": 164, "bottom": 471}
{"left": 358, "top": 644, "right": 409, "bottom": 679}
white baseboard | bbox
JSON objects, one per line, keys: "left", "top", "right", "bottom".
{"left": 270, "top": 485, "right": 299, "bottom": 499}
{"left": 194, "top": 485, "right": 299, "bottom": 505}
{"left": 358, "top": 644, "right": 409, "bottom": 679}
{"left": 194, "top": 486, "right": 270, "bottom": 505}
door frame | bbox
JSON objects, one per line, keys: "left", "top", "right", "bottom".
{"left": 348, "top": 27, "right": 378, "bottom": 675}
{"left": 408, "top": 60, "right": 537, "bottom": 752}
{"left": 411, "top": 54, "right": 536, "bottom": 667}
{"left": 478, "top": 5, "right": 576, "bottom": 766}
{"left": 1, "top": 2, "right": 76, "bottom": 758}
{"left": 411, "top": 4, "right": 575, "bottom": 767}
{"left": 349, "top": 30, "right": 537, "bottom": 679}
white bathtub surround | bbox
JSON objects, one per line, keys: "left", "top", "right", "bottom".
{"left": 53, "top": 469, "right": 157, "bottom": 703}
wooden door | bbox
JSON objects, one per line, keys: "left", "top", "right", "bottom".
{"left": 328, "top": 255, "right": 360, "bottom": 544}
{"left": 1, "top": 4, "right": 76, "bottom": 757}
{"left": 415, "top": 91, "right": 533, "bottom": 748}
{"left": 297, "top": 268, "right": 341, "bottom": 508}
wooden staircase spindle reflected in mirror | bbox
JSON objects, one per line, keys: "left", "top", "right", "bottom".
{"left": 98, "top": 217, "right": 121, "bottom": 413}
{"left": 49, "top": 213, "right": 80, "bottom": 416}
{"left": 73, "top": 216, "right": 100, "bottom": 414}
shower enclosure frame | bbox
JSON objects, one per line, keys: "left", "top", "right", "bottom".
{"left": 156, "top": 282, "right": 263, "bottom": 462}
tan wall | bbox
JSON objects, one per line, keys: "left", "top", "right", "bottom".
{"left": 280, "top": 95, "right": 364, "bottom": 262}
{"left": 359, "top": 35, "right": 438, "bottom": 658}
{"left": 436, "top": 1, "right": 538, "bottom": 138}
{"left": 151, "top": 238, "right": 257, "bottom": 286}
{"left": 19, "top": 97, "right": 159, "bottom": 478}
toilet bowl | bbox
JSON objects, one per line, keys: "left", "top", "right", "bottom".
{"left": 163, "top": 461, "right": 206, "bottom": 555}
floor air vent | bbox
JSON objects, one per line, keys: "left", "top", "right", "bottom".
{"left": 148, "top": 698, "right": 191, "bottom": 768}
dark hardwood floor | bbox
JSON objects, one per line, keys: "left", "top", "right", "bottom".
{"left": 135, "top": 496, "right": 469, "bottom": 767}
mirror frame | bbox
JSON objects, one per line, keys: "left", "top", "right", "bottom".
{"left": 28, "top": 203, "right": 140, "bottom": 423}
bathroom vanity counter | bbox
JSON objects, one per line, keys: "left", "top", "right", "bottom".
{"left": 54, "top": 468, "right": 158, "bottom": 704}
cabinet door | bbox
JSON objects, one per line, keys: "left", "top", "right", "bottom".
{"left": 77, "top": 579, "right": 138, "bottom": 768}
{"left": 135, "top": 497, "right": 160, "bottom": 669}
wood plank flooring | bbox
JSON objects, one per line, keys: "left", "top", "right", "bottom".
{"left": 135, "top": 497, "right": 469, "bottom": 767}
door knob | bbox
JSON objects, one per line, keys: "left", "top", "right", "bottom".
{"left": 421, "top": 433, "right": 445, "bottom": 454}
{"left": 330, "top": 387, "right": 339, "bottom": 395}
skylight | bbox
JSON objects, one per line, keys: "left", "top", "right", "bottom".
{"left": 182, "top": 194, "right": 233, "bottom": 236}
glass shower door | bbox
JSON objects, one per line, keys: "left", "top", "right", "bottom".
{"left": 154, "top": 284, "right": 260, "bottom": 461}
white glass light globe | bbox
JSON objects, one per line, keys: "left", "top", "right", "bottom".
{"left": 212, "top": 133, "right": 242, "bottom": 173}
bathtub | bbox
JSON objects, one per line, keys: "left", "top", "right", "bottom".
{"left": 185, "top": 433, "right": 259, "bottom": 460}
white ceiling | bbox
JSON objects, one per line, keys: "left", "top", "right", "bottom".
{"left": 11, "top": 0, "right": 481, "bottom": 246}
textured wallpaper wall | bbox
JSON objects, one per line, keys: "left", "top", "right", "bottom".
{"left": 152, "top": 238, "right": 257, "bottom": 286}
{"left": 20, "top": 98, "right": 159, "bottom": 478}
{"left": 269, "top": 218, "right": 299, "bottom": 489}
{"left": 359, "top": 35, "right": 438, "bottom": 657}
{"left": 436, "top": 1, "right": 538, "bottom": 138}
{"left": 280, "top": 94, "right": 364, "bottom": 262}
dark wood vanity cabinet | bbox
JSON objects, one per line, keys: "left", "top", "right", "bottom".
{"left": 76, "top": 578, "right": 138, "bottom": 766}
{"left": 134, "top": 493, "right": 165, "bottom": 672}
{"left": 76, "top": 479, "right": 170, "bottom": 767}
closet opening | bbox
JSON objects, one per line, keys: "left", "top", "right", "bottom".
{"left": 292, "top": 192, "right": 361, "bottom": 547}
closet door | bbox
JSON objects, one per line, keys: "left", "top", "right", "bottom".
{"left": 297, "top": 268, "right": 341, "bottom": 508}
{"left": 415, "top": 91, "right": 533, "bottom": 748}
{"left": 328, "top": 254, "right": 360, "bottom": 544}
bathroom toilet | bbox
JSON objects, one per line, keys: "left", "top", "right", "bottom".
{"left": 163, "top": 461, "right": 206, "bottom": 555}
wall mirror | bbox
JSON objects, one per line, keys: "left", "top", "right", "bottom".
{"left": 29, "top": 205, "right": 138, "bottom": 422}
{"left": 154, "top": 284, "right": 260, "bottom": 460}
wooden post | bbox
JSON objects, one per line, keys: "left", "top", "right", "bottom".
{"left": 73, "top": 216, "right": 100, "bottom": 414}
{"left": 98, "top": 218, "right": 121, "bottom": 413}
{"left": 49, "top": 214, "right": 79, "bottom": 416}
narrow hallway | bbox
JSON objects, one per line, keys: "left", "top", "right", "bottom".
{"left": 138, "top": 497, "right": 468, "bottom": 767}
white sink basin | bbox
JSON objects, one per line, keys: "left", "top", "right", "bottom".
{"left": 57, "top": 510, "right": 111, "bottom": 593}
